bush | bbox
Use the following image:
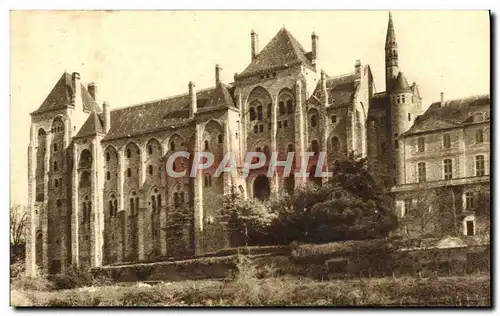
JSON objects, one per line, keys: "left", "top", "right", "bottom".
{"left": 10, "top": 260, "right": 25, "bottom": 279}
{"left": 11, "top": 275, "right": 52, "bottom": 292}
{"left": 49, "top": 265, "right": 112, "bottom": 290}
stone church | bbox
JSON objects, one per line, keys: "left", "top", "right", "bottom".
{"left": 25, "top": 12, "right": 489, "bottom": 276}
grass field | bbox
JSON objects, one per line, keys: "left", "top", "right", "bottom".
{"left": 11, "top": 273, "right": 490, "bottom": 307}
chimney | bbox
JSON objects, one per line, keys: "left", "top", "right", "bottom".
{"left": 215, "top": 64, "right": 221, "bottom": 85}
{"left": 440, "top": 92, "right": 444, "bottom": 106}
{"left": 189, "top": 81, "right": 197, "bottom": 118}
{"left": 71, "top": 72, "right": 82, "bottom": 109}
{"left": 87, "top": 82, "right": 97, "bottom": 100}
{"left": 355, "top": 59, "right": 362, "bottom": 76}
{"left": 311, "top": 32, "right": 319, "bottom": 65}
{"left": 251, "top": 30, "right": 259, "bottom": 61}
{"left": 103, "top": 101, "right": 111, "bottom": 133}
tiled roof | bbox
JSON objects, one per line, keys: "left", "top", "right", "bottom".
{"left": 403, "top": 94, "right": 490, "bottom": 136}
{"left": 103, "top": 83, "right": 235, "bottom": 141}
{"left": 31, "top": 72, "right": 101, "bottom": 115}
{"left": 309, "top": 73, "right": 359, "bottom": 106}
{"left": 369, "top": 92, "right": 389, "bottom": 111}
{"left": 74, "top": 112, "right": 105, "bottom": 139}
{"left": 238, "top": 27, "right": 314, "bottom": 78}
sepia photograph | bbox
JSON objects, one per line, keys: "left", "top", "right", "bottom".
{"left": 9, "top": 10, "right": 491, "bottom": 307}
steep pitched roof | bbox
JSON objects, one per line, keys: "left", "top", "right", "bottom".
{"left": 385, "top": 11, "right": 397, "bottom": 47}
{"left": 74, "top": 112, "right": 105, "bottom": 139}
{"left": 391, "top": 72, "right": 411, "bottom": 92}
{"left": 309, "top": 73, "right": 359, "bottom": 106}
{"left": 31, "top": 72, "right": 101, "bottom": 115}
{"left": 403, "top": 94, "right": 490, "bottom": 136}
{"left": 103, "top": 83, "right": 235, "bottom": 141}
{"left": 238, "top": 28, "right": 314, "bottom": 78}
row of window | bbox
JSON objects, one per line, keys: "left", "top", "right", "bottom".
{"left": 249, "top": 100, "right": 294, "bottom": 121}
{"left": 111, "top": 137, "right": 224, "bottom": 162}
{"left": 51, "top": 125, "right": 64, "bottom": 133}
{"left": 404, "top": 191, "right": 480, "bottom": 214}
{"left": 416, "top": 129, "right": 485, "bottom": 152}
{"left": 392, "top": 95, "right": 414, "bottom": 104}
{"left": 416, "top": 155, "right": 486, "bottom": 183}
{"left": 53, "top": 178, "right": 63, "bottom": 188}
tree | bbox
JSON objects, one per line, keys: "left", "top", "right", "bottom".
{"left": 404, "top": 185, "right": 457, "bottom": 239}
{"left": 223, "top": 187, "right": 277, "bottom": 247}
{"left": 163, "top": 205, "right": 195, "bottom": 257}
{"left": 266, "top": 153, "right": 398, "bottom": 244}
{"left": 10, "top": 204, "right": 28, "bottom": 262}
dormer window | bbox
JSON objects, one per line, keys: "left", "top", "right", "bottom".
{"left": 473, "top": 112, "right": 485, "bottom": 122}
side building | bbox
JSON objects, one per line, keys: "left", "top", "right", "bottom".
{"left": 392, "top": 94, "right": 490, "bottom": 239}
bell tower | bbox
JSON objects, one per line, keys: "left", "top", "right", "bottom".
{"left": 385, "top": 12, "right": 399, "bottom": 92}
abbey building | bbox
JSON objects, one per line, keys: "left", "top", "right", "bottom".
{"left": 25, "top": 13, "right": 490, "bottom": 275}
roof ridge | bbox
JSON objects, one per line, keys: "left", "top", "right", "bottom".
{"left": 110, "top": 85, "right": 217, "bottom": 112}
{"left": 326, "top": 72, "right": 356, "bottom": 80}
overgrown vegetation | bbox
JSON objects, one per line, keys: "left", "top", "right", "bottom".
{"left": 11, "top": 255, "right": 490, "bottom": 307}
{"left": 225, "top": 153, "right": 398, "bottom": 246}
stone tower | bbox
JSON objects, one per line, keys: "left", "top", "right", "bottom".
{"left": 385, "top": 11, "right": 399, "bottom": 91}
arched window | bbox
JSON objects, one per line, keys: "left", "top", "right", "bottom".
{"left": 126, "top": 148, "right": 131, "bottom": 158}
{"left": 127, "top": 168, "right": 131, "bottom": 178}
{"left": 147, "top": 144, "right": 153, "bottom": 155}
{"left": 157, "top": 194, "right": 162, "bottom": 212}
{"left": 204, "top": 140, "right": 209, "bottom": 151}
{"left": 106, "top": 152, "right": 110, "bottom": 162}
{"left": 148, "top": 165, "right": 153, "bottom": 175}
{"left": 82, "top": 202, "right": 87, "bottom": 223}
{"left": 263, "top": 145, "right": 270, "bottom": 158}
{"left": 279, "top": 102, "right": 286, "bottom": 115}
{"left": 174, "top": 192, "right": 180, "bottom": 207}
{"left": 257, "top": 106, "right": 263, "bottom": 120}
{"left": 53, "top": 161, "right": 58, "bottom": 171}
{"left": 267, "top": 104, "right": 272, "bottom": 118}
{"left": 53, "top": 143, "right": 58, "bottom": 152}
{"left": 217, "top": 134, "right": 223, "bottom": 144}
{"left": 129, "top": 198, "right": 135, "bottom": 216}
{"left": 151, "top": 195, "right": 157, "bottom": 212}
{"left": 310, "top": 115, "right": 317, "bottom": 127}
{"left": 108, "top": 200, "right": 113, "bottom": 217}
{"left": 311, "top": 140, "right": 319, "bottom": 156}
{"left": 331, "top": 115, "right": 337, "bottom": 124}
{"left": 310, "top": 115, "right": 319, "bottom": 128}
{"left": 249, "top": 107, "right": 256, "bottom": 121}
{"left": 54, "top": 179, "right": 59, "bottom": 188}
{"left": 286, "top": 100, "right": 294, "bottom": 114}
{"left": 204, "top": 174, "right": 212, "bottom": 187}
{"left": 170, "top": 141, "right": 175, "bottom": 152}
{"left": 332, "top": 136, "right": 340, "bottom": 153}
{"left": 106, "top": 171, "right": 110, "bottom": 180}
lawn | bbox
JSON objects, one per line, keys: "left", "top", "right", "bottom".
{"left": 11, "top": 274, "right": 490, "bottom": 307}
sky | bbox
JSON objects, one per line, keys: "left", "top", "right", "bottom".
{"left": 10, "top": 10, "right": 490, "bottom": 204}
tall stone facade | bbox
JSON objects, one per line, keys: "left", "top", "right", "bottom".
{"left": 25, "top": 12, "right": 490, "bottom": 276}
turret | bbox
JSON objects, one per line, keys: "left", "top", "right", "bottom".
{"left": 189, "top": 81, "right": 197, "bottom": 118}
{"left": 251, "top": 30, "right": 259, "bottom": 61}
{"left": 103, "top": 101, "right": 111, "bottom": 133}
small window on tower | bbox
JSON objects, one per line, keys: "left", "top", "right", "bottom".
{"left": 408, "top": 113, "right": 411, "bottom": 121}
{"left": 402, "top": 95, "right": 406, "bottom": 103}
{"left": 53, "top": 143, "right": 58, "bottom": 152}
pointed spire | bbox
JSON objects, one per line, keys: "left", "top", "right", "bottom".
{"left": 385, "top": 11, "right": 397, "bottom": 48}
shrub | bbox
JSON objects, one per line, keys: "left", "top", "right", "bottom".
{"left": 10, "top": 260, "right": 25, "bottom": 279}
{"left": 11, "top": 275, "right": 52, "bottom": 292}
{"left": 49, "top": 265, "right": 112, "bottom": 290}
